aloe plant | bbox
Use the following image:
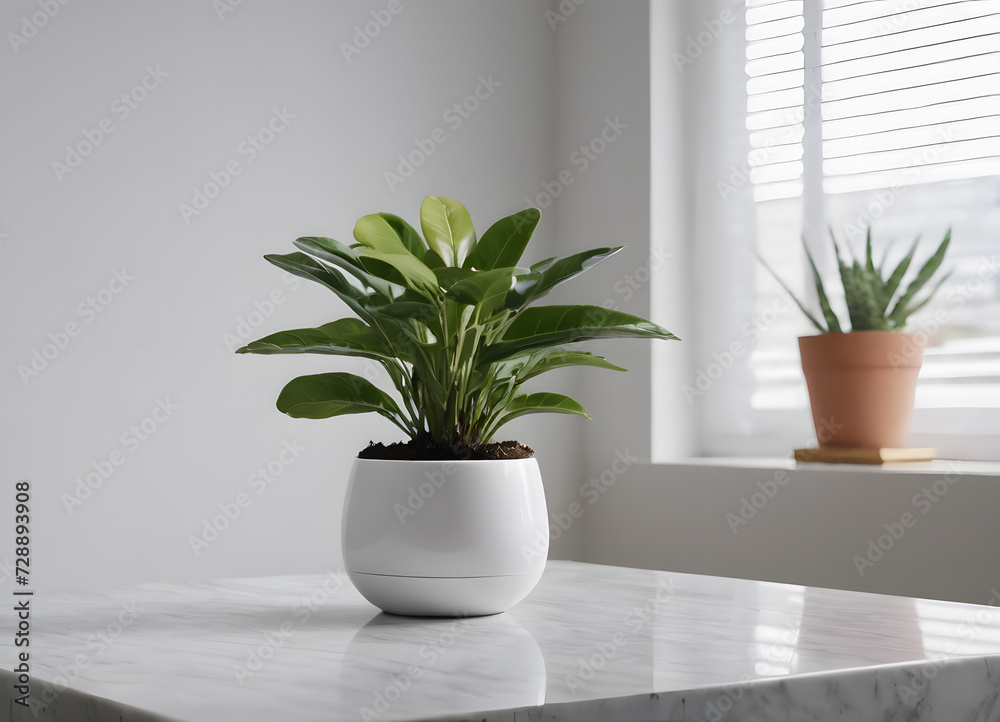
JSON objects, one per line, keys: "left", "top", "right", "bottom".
{"left": 237, "top": 196, "right": 678, "bottom": 452}
{"left": 760, "top": 227, "right": 952, "bottom": 333}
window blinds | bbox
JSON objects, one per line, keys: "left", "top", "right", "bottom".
{"left": 745, "top": 0, "right": 1000, "bottom": 200}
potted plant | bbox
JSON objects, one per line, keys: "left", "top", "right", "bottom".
{"left": 238, "top": 196, "right": 678, "bottom": 616}
{"left": 761, "top": 227, "right": 951, "bottom": 450}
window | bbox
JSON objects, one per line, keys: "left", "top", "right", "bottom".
{"left": 688, "top": 0, "right": 1000, "bottom": 460}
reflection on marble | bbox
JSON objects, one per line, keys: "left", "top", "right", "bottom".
{"left": 2, "top": 561, "right": 999, "bottom": 721}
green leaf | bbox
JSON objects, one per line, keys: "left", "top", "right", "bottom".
{"left": 263, "top": 253, "right": 417, "bottom": 360}
{"left": 863, "top": 227, "right": 890, "bottom": 313}
{"left": 804, "top": 240, "right": 842, "bottom": 333}
{"left": 843, "top": 261, "right": 885, "bottom": 331}
{"left": 264, "top": 252, "right": 369, "bottom": 311}
{"left": 865, "top": 226, "right": 876, "bottom": 276}
{"left": 505, "top": 247, "right": 623, "bottom": 309}
{"left": 356, "top": 247, "right": 440, "bottom": 300}
{"left": 420, "top": 196, "right": 477, "bottom": 267}
{"left": 433, "top": 266, "right": 473, "bottom": 290}
{"left": 276, "top": 372, "right": 402, "bottom": 422}
{"left": 378, "top": 213, "right": 426, "bottom": 257}
{"left": 293, "top": 237, "right": 395, "bottom": 299}
{"left": 480, "top": 305, "right": 678, "bottom": 366}
{"left": 510, "top": 269, "right": 541, "bottom": 301}
{"left": 882, "top": 236, "right": 919, "bottom": 312}
{"left": 530, "top": 257, "right": 557, "bottom": 271}
{"left": 423, "top": 248, "right": 447, "bottom": 270}
{"left": 297, "top": 227, "right": 410, "bottom": 290}
{"left": 893, "top": 270, "right": 953, "bottom": 324}
{"left": 376, "top": 301, "right": 439, "bottom": 328}
{"left": 888, "top": 229, "right": 952, "bottom": 326}
{"left": 490, "top": 392, "right": 590, "bottom": 432}
{"left": 354, "top": 213, "right": 410, "bottom": 253}
{"left": 446, "top": 267, "right": 516, "bottom": 317}
{"left": 502, "top": 348, "right": 626, "bottom": 382}
{"left": 463, "top": 208, "right": 540, "bottom": 270}
{"left": 236, "top": 318, "right": 395, "bottom": 360}
{"left": 351, "top": 215, "right": 435, "bottom": 291}
{"left": 757, "top": 253, "right": 828, "bottom": 333}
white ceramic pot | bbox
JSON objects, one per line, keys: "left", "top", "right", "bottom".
{"left": 342, "top": 457, "right": 549, "bottom": 617}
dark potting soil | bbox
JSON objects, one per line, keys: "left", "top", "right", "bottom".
{"left": 357, "top": 438, "right": 534, "bottom": 461}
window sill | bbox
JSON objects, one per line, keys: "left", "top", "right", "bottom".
{"left": 652, "top": 457, "right": 1000, "bottom": 477}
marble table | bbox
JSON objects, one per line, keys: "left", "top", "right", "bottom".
{"left": 2, "top": 561, "right": 1000, "bottom": 721}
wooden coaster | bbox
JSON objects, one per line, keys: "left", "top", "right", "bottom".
{"left": 794, "top": 447, "right": 937, "bottom": 465}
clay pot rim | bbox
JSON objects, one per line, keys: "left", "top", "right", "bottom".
{"left": 797, "top": 330, "right": 918, "bottom": 339}
{"left": 798, "top": 330, "right": 925, "bottom": 370}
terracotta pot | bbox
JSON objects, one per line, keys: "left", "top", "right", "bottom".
{"left": 798, "top": 332, "right": 924, "bottom": 449}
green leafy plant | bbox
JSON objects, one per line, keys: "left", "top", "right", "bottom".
{"left": 237, "top": 196, "right": 678, "bottom": 452}
{"left": 760, "top": 226, "right": 952, "bottom": 333}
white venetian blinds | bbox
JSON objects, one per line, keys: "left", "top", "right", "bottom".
{"left": 745, "top": 0, "right": 1000, "bottom": 200}
{"left": 821, "top": 0, "right": 1000, "bottom": 193}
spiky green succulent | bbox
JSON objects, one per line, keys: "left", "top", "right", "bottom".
{"left": 238, "top": 196, "right": 678, "bottom": 451}
{"left": 761, "top": 226, "right": 952, "bottom": 333}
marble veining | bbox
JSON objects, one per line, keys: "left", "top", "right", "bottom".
{"left": 2, "top": 561, "right": 1000, "bottom": 721}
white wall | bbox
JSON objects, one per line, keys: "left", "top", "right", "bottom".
{"left": 1, "top": 0, "right": 576, "bottom": 591}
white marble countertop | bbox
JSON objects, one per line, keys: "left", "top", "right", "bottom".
{"left": 3, "top": 560, "right": 1000, "bottom": 721}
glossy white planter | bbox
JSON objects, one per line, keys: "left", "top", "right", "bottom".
{"left": 342, "top": 457, "right": 549, "bottom": 617}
